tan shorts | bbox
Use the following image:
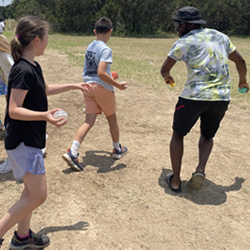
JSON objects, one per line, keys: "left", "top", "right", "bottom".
{"left": 83, "top": 82, "right": 116, "bottom": 116}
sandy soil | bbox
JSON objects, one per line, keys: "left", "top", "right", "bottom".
{"left": 0, "top": 49, "right": 250, "bottom": 250}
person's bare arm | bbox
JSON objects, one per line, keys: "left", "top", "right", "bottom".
{"left": 98, "top": 61, "right": 127, "bottom": 90}
{"left": 45, "top": 82, "right": 86, "bottom": 95}
{"left": 9, "top": 89, "right": 66, "bottom": 127}
{"left": 160, "top": 56, "right": 177, "bottom": 86}
{"left": 229, "top": 50, "right": 249, "bottom": 92}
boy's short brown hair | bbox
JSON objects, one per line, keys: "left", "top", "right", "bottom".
{"left": 95, "top": 17, "right": 112, "bottom": 34}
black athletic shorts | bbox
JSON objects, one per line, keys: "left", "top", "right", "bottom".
{"left": 173, "top": 97, "right": 230, "bottom": 138}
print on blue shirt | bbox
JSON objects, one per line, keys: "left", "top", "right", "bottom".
{"left": 85, "top": 51, "right": 98, "bottom": 75}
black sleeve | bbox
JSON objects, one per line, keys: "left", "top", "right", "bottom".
{"left": 10, "top": 66, "right": 36, "bottom": 91}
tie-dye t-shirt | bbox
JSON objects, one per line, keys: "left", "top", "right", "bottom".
{"left": 168, "top": 28, "right": 236, "bottom": 101}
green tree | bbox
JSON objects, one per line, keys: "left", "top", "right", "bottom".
{"left": 6, "top": 0, "right": 250, "bottom": 36}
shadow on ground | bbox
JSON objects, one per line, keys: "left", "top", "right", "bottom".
{"left": 62, "top": 150, "right": 126, "bottom": 174}
{"left": 38, "top": 221, "right": 89, "bottom": 235}
{"left": 158, "top": 168, "right": 245, "bottom": 205}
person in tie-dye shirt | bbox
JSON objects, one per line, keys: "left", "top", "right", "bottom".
{"left": 161, "top": 6, "right": 249, "bottom": 193}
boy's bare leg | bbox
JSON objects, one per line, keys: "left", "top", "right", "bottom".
{"left": 62, "top": 114, "right": 97, "bottom": 171}
{"left": 74, "top": 114, "right": 97, "bottom": 143}
{"left": 106, "top": 113, "right": 119, "bottom": 143}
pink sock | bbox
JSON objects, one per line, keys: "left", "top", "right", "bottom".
{"left": 17, "top": 232, "right": 30, "bottom": 239}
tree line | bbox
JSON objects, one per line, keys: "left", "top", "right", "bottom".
{"left": 2, "top": 0, "right": 250, "bottom": 36}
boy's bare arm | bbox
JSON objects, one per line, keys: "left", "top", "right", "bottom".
{"left": 98, "top": 61, "right": 127, "bottom": 90}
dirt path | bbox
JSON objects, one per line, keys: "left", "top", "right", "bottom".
{"left": 1, "top": 49, "right": 250, "bottom": 250}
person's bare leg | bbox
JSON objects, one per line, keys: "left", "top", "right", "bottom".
{"left": 169, "top": 131, "right": 183, "bottom": 189}
{"left": 16, "top": 213, "right": 32, "bottom": 237}
{"left": 0, "top": 173, "right": 47, "bottom": 238}
{"left": 74, "top": 114, "right": 97, "bottom": 143}
{"left": 63, "top": 114, "right": 97, "bottom": 170}
{"left": 106, "top": 113, "right": 119, "bottom": 143}
{"left": 187, "top": 135, "right": 213, "bottom": 190}
{"left": 196, "top": 134, "right": 213, "bottom": 173}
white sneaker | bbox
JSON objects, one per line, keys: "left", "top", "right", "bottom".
{"left": 0, "top": 158, "right": 12, "bottom": 174}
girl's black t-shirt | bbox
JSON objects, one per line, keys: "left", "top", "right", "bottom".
{"left": 4, "top": 58, "right": 48, "bottom": 150}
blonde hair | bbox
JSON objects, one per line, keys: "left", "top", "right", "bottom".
{"left": 11, "top": 16, "right": 48, "bottom": 63}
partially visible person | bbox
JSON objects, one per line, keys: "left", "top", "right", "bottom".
{"left": 0, "top": 16, "right": 86, "bottom": 249}
{"left": 161, "top": 6, "right": 249, "bottom": 193}
{"left": 0, "top": 18, "right": 5, "bottom": 34}
{"left": 62, "top": 17, "right": 128, "bottom": 171}
{"left": 0, "top": 29, "right": 13, "bottom": 129}
{"left": 0, "top": 28, "right": 14, "bottom": 174}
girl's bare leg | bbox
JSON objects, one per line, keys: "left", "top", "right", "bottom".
{"left": 0, "top": 172, "right": 47, "bottom": 238}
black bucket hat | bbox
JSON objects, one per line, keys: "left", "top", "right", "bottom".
{"left": 172, "top": 6, "right": 206, "bottom": 25}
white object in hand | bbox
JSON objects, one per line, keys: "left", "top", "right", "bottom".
{"left": 53, "top": 110, "right": 68, "bottom": 124}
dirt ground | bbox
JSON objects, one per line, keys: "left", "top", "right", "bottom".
{"left": 1, "top": 49, "right": 250, "bottom": 250}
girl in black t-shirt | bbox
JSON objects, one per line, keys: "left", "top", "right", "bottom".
{"left": 0, "top": 16, "right": 85, "bottom": 249}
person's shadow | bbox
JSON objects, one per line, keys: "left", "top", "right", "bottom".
{"left": 158, "top": 169, "right": 245, "bottom": 205}
{"left": 62, "top": 150, "right": 126, "bottom": 174}
{"left": 38, "top": 221, "right": 89, "bottom": 235}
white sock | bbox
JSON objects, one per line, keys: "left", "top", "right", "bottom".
{"left": 71, "top": 140, "right": 80, "bottom": 157}
{"left": 113, "top": 142, "right": 121, "bottom": 152}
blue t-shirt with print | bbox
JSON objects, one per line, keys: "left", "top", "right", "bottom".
{"left": 83, "top": 40, "right": 114, "bottom": 92}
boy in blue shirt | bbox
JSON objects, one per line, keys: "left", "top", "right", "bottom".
{"left": 63, "top": 17, "right": 128, "bottom": 171}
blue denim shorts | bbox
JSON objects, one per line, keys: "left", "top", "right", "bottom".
{"left": 6, "top": 142, "right": 45, "bottom": 180}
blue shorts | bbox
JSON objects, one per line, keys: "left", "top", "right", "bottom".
{"left": 0, "top": 80, "right": 7, "bottom": 95}
{"left": 6, "top": 142, "right": 45, "bottom": 180}
{"left": 173, "top": 97, "right": 230, "bottom": 138}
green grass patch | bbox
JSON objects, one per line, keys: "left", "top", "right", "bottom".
{"left": 3, "top": 30, "right": 15, "bottom": 41}
{"left": 47, "top": 34, "right": 185, "bottom": 91}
